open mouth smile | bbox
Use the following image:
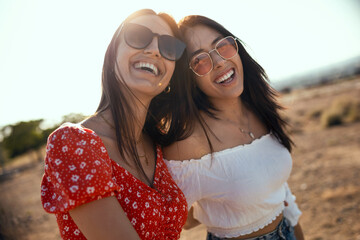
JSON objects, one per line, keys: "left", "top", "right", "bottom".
{"left": 215, "top": 68, "right": 235, "bottom": 84}
{"left": 134, "top": 61, "right": 159, "bottom": 76}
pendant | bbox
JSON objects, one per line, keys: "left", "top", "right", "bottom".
{"left": 239, "top": 128, "right": 255, "bottom": 139}
{"left": 249, "top": 132, "right": 255, "bottom": 139}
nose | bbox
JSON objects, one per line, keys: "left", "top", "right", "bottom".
{"left": 210, "top": 50, "right": 225, "bottom": 69}
{"left": 143, "top": 36, "right": 161, "bottom": 58}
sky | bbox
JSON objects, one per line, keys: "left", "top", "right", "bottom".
{"left": 0, "top": 0, "right": 359, "bottom": 128}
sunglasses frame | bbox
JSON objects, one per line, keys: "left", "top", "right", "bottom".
{"left": 189, "top": 36, "right": 239, "bottom": 77}
{"left": 123, "top": 23, "right": 186, "bottom": 61}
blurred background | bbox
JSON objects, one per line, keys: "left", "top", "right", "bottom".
{"left": 0, "top": 0, "right": 359, "bottom": 239}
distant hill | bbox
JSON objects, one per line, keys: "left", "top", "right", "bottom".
{"left": 271, "top": 55, "right": 360, "bottom": 92}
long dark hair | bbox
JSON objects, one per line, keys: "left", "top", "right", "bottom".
{"left": 175, "top": 15, "right": 293, "bottom": 152}
{"left": 96, "top": 9, "right": 191, "bottom": 186}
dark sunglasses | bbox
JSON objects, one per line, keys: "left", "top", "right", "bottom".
{"left": 189, "top": 36, "right": 239, "bottom": 76}
{"left": 123, "top": 23, "right": 186, "bottom": 61}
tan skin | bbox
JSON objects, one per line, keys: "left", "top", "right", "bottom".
{"left": 164, "top": 25, "right": 304, "bottom": 239}
{"left": 68, "top": 14, "right": 176, "bottom": 240}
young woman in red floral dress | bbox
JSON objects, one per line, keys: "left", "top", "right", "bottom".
{"left": 40, "top": 9, "right": 191, "bottom": 240}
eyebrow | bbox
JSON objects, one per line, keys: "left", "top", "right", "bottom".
{"left": 189, "top": 35, "right": 224, "bottom": 59}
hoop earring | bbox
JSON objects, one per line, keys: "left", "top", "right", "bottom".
{"left": 164, "top": 85, "right": 171, "bottom": 93}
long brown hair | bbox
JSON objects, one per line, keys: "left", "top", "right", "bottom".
{"left": 96, "top": 9, "right": 190, "bottom": 186}
{"left": 169, "top": 15, "right": 293, "bottom": 152}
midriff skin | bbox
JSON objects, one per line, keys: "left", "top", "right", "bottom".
{"left": 228, "top": 213, "right": 283, "bottom": 239}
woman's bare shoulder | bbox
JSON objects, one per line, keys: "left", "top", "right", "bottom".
{"left": 81, "top": 115, "right": 115, "bottom": 140}
{"left": 163, "top": 124, "right": 210, "bottom": 161}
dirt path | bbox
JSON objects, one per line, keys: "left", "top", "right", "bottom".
{"left": 0, "top": 162, "right": 60, "bottom": 240}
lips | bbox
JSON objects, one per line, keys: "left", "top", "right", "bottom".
{"left": 134, "top": 61, "right": 159, "bottom": 76}
{"left": 215, "top": 68, "right": 235, "bottom": 84}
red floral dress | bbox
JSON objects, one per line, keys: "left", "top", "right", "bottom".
{"left": 41, "top": 123, "right": 188, "bottom": 239}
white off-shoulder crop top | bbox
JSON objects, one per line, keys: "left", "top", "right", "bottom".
{"left": 164, "top": 133, "right": 302, "bottom": 238}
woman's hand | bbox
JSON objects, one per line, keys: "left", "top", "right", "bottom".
{"left": 183, "top": 207, "right": 201, "bottom": 230}
{"left": 70, "top": 196, "right": 141, "bottom": 240}
{"left": 294, "top": 223, "right": 305, "bottom": 240}
{"left": 284, "top": 200, "right": 304, "bottom": 239}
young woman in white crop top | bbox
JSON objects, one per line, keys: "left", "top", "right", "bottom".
{"left": 162, "top": 15, "right": 304, "bottom": 240}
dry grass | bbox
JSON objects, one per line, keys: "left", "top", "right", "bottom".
{"left": 320, "top": 97, "right": 360, "bottom": 127}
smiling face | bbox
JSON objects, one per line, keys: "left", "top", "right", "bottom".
{"left": 184, "top": 25, "right": 244, "bottom": 102}
{"left": 115, "top": 15, "right": 176, "bottom": 99}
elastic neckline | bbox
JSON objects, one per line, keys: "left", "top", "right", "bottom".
{"left": 165, "top": 132, "right": 272, "bottom": 163}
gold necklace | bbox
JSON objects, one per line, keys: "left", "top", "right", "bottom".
{"left": 138, "top": 138, "right": 149, "bottom": 166}
{"left": 239, "top": 127, "right": 255, "bottom": 139}
{"left": 220, "top": 111, "right": 255, "bottom": 140}
{"left": 239, "top": 110, "right": 255, "bottom": 139}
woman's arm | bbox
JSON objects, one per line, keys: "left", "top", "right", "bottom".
{"left": 69, "top": 196, "right": 141, "bottom": 240}
{"left": 294, "top": 223, "right": 305, "bottom": 240}
{"left": 183, "top": 207, "right": 201, "bottom": 230}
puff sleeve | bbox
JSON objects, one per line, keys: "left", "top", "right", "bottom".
{"left": 164, "top": 159, "right": 202, "bottom": 210}
{"left": 283, "top": 182, "right": 302, "bottom": 226}
{"left": 41, "top": 124, "right": 121, "bottom": 213}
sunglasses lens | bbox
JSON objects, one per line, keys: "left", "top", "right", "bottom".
{"left": 190, "top": 37, "right": 238, "bottom": 76}
{"left": 158, "top": 35, "right": 186, "bottom": 61}
{"left": 190, "top": 53, "right": 212, "bottom": 76}
{"left": 124, "top": 23, "right": 185, "bottom": 61}
{"left": 217, "top": 37, "right": 238, "bottom": 59}
{"left": 124, "top": 23, "right": 153, "bottom": 49}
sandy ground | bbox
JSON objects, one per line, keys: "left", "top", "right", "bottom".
{"left": 0, "top": 77, "right": 359, "bottom": 240}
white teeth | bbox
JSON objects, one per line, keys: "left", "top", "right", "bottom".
{"left": 134, "top": 62, "right": 159, "bottom": 76}
{"left": 216, "top": 69, "right": 234, "bottom": 83}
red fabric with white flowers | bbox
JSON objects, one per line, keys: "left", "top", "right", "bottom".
{"left": 41, "top": 123, "right": 187, "bottom": 239}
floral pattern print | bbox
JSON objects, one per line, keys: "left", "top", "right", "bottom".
{"left": 41, "top": 123, "right": 188, "bottom": 239}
